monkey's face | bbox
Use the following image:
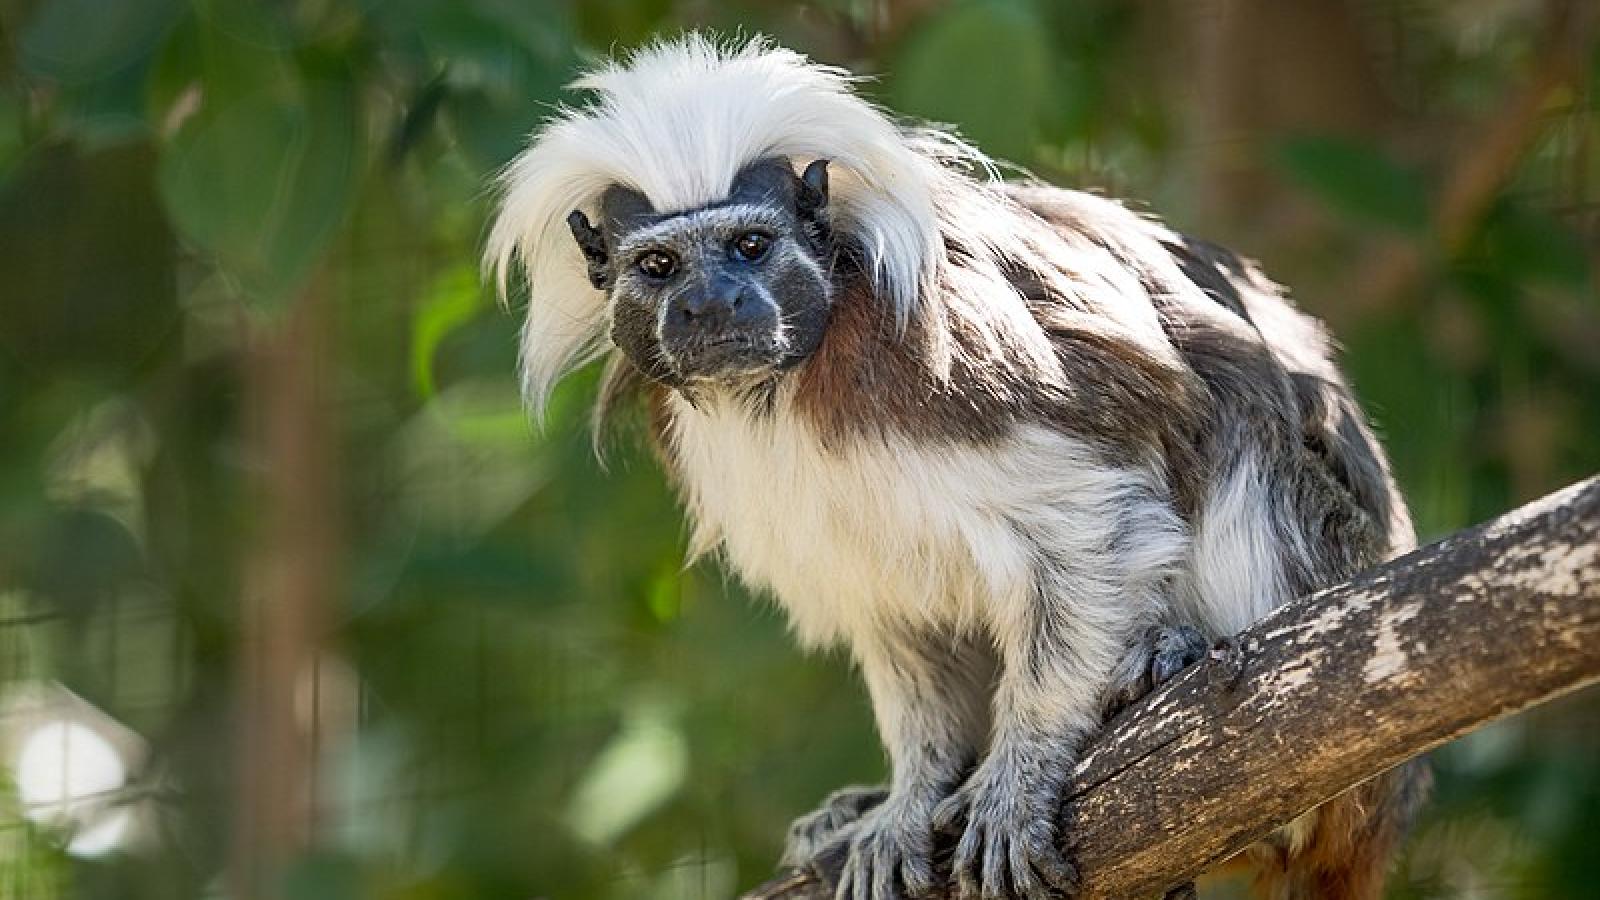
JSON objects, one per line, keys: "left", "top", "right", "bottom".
{"left": 569, "top": 158, "right": 833, "bottom": 388}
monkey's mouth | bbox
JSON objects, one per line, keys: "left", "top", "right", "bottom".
{"left": 667, "top": 330, "right": 787, "bottom": 381}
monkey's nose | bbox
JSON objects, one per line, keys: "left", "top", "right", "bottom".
{"left": 673, "top": 290, "right": 748, "bottom": 331}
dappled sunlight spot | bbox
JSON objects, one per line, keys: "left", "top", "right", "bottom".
{"left": 16, "top": 721, "right": 126, "bottom": 814}
{"left": 61, "top": 807, "right": 134, "bottom": 857}
{"left": 15, "top": 721, "right": 128, "bottom": 857}
{"left": 319, "top": 724, "right": 423, "bottom": 865}
{"left": 4, "top": 683, "right": 150, "bottom": 858}
{"left": 565, "top": 698, "right": 689, "bottom": 847}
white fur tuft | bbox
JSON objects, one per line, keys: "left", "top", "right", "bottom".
{"left": 485, "top": 33, "right": 989, "bottom": 412}
{"left": 1179, "top": 451, "right": 1289, "bottom": 635}
{"left": 666, "top": 392, "right": 1188, "bottom": 658}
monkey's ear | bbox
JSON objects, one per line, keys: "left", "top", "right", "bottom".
{"left": 797, "top": 159, "right": 829, "bottom": 216}
{"left": 567, "top": 209, "right": 610, "bottom": 290}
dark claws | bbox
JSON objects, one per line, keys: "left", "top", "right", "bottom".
{"left": 1100, "top": 624, "right": 1210, "bottom": 722}
{"left": 1151, "top": 624, "right": 1208, "bottom": 683}
{"left": 783, "top": 785, "right": 891, "bottom": 870}
{"left": 940, "top": 783, "right": 1075, "bottom": 900}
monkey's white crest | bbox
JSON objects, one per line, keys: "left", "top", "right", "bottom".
{"left": 485, "top": 33, "right": 990, "bottom": 411}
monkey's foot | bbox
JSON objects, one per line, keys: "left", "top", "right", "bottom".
{"left": 1099, "top": 624, "right": 1209, "bottom": 722}
{"left": 826, "top": 796, "right": 939, "bottom": 900}
{"left": 932, "top": 767, "right": 1077, "bottom": 900}
{"left": 782, "top": 785, "right": 890, "bottom": 869}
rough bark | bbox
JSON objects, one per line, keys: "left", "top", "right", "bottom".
{"left": 742, "top": 476, "right": 1600, "bottom": 899}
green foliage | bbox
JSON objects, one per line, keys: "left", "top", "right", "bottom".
{"left": 1477, "top": 201, "right": 1591, "bottom": 289}
{"left": 891, "top": 1, "right": 1054, "bottom": 161}
{"left": 19, "top": 0, "right": 186, "bottom": 85}
{"left": 156, "top": 26, "right": 362, "bottom": 306}
{"left": 0, "top": 2, "right": 1596, "bottom": 899}
{"left": 1274, "top": 135, "right": 1431, "bottom": 234}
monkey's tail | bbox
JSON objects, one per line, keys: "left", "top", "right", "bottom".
{"left": 1237, "top": 759, "right": 1431, "bottom": 900}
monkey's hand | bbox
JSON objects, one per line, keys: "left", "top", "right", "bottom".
{"left": 1098, "top": 624, "right": 1209, "bottom": 722}
{"left": 824, "top": 792, "right": 941, "bottom": 900}
{"left": 781, "top": 785, "right": 889, "bottom": 869}
{"left": 931, "top": 755, "right": 1078, "bottom": 900}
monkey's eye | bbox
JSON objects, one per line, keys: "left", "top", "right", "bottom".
{"left": 637, "top": 250, "right": 678, "bottom": 279}
{"left": 732, "top": 232, "right": 771, "bottom": 262}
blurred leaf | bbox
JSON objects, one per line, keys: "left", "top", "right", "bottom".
{"left": 189, "top": 0, "right": 298, "bottom": 50}
{"left": 158, "top": 59, "right": 362, "bottom": 306}
{"left": 144, "top": 12, "right": 288, "bottom": 116}
{"left": 892, "top": 0, "right": 1054, "bottom": 162}
{"left": 391, "top": 1, "right": 576, "bottom": 172}
{"left": 1476, "top": 201, "right": 1591, "bottom": 289}
{"left": 20, "top": 0, "right": 186, "bottom": 84}
{"left": 388, "top": 69, "right": 451, "bottom": 165}
{"left": 25, "top": 506, "right": 148, "bottom": 618}
{"left": 1274, "top": 135, "right": 1430, "bottom": 234}
{"left": 645, "top": 569, "right": 681, "bottom": 625}
{"left": 52, "top": 58, "right": 156, "bottom": 147}
{"left": 565, "top": 697, "right": 688, "bottom": 847}
{"left": 412, "top": 266, "right": 487, "bottom": 400}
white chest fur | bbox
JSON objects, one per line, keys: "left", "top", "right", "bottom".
{"left": 664, "top": 394, "right": 1189, "bottom": 650}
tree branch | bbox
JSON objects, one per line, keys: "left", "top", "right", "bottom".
{"left": 742, "top": 476, "right": 1600, "bottom": 899}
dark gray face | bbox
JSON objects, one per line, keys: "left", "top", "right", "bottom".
{"left": 568, "top": 158, "right": 833, "bottom": 388}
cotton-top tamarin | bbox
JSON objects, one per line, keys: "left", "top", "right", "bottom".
{"left": 488, "top": 35, "right": 1427, "bottom": 900}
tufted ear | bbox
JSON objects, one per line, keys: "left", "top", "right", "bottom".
{"left": 566, "top": 186, "right": 655, "bottom": 291}
{"left": 566, "top": 210, "right": 610, "bottom": 290}
{"left": 797, "top": 159, "right": 829, "bottom": 216}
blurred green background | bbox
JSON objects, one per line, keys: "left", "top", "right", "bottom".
{"left": 0, "top": 1, "right": 1597, "bottom": 898}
